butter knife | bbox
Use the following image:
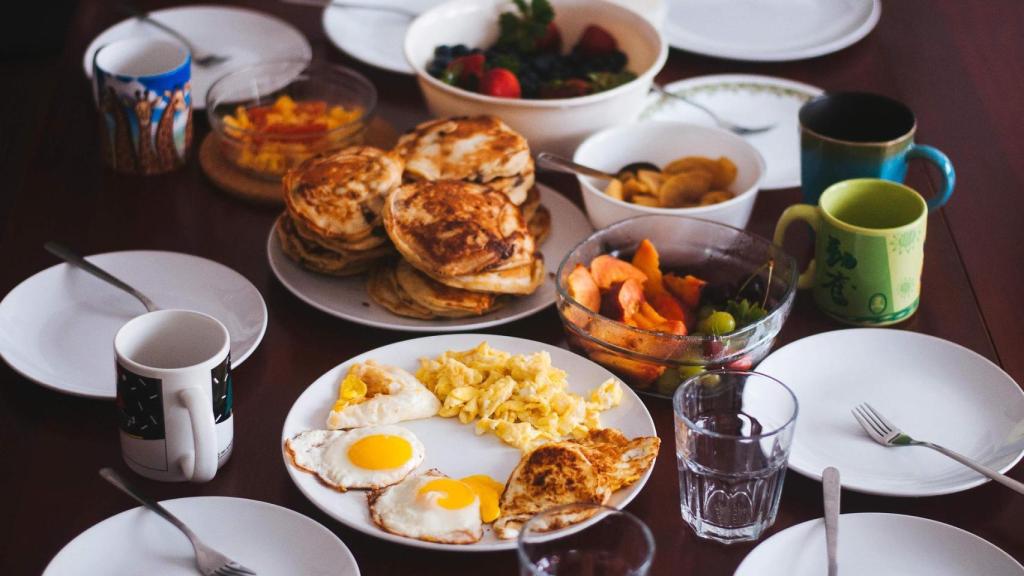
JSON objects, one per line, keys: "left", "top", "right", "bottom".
{"left": 823, "top": 466, "right": 840, "bottom": 576}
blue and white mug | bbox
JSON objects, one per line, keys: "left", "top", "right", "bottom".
{"left": 800, "top": 92, "right": 955, "bottom": 209}
{"left": 93, "top": 38, "right": 193, "bottom": 175}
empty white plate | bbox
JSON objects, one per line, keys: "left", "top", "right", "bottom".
{"left": 84, "top": 6, "right": 312, "bottom": 109}
{"left": 642, "top": 74, "right": 823, "bottom": 190}
{"left": 0, "top": 251, "right": 267, "bottom": 399}
{"left": 755, "top": 329, "right": 1024, "bottom": 496}
{"left": 735, "top": 513, "right": 1023, "bottom": 576}
{"left": 664, "top": 0, "right": 881, "bottom": 62}
{"left": 44, "top": 497, "right": 359, "bottom": 576}
{"left": 267, "top": 184, "right": 592, "bottom": 332}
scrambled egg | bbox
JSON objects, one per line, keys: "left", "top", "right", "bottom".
{"left": 416, "top": 342, "right": 623, "bottom": 451}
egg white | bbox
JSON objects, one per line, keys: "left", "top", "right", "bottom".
{"left": 369, "top": 470, "right": 483, "bottom": 545}
{"left": 326, "top": 364, "right": 441, "bottom": 429}
{"left": 286, "top": 425, "right": 425, "bottom": 491}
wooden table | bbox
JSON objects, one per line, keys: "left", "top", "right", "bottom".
{"left": 2, "top": 1, "right": 1022, "bottom": 574}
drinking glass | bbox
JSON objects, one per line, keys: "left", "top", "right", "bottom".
{"left": 517, "top": 504, "right": 655, "bottom": 575}
{"left": 673, "top": 371, "right": 798, "bottom": 543}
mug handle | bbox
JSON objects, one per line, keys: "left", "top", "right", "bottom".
{"left": 178, "top": 387, "right": 217, "bottom": 483}
{"left": 907, "top": 144, "right": 955, "bottom": 210}
{"left": 774, "top": 204, "right": 820, "bottom": 290}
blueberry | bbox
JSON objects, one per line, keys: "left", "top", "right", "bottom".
{"left": 427, "top": 62, "right": 445, "bottom": 77}
{"left": 452, "top": 44, "right": 470, "bottom": 57}
{"left": 434, "top": 45, "right": 453, "bottom": 58}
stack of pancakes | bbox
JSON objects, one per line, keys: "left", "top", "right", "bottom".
{"left": 276, "top": 146, "right": 402, "bottom": 275}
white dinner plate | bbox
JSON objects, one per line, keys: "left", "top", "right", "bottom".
{"left": 735, "top": 513, "right": 1024, "bottom": 576}
{"left": 0, "top": 251, "right": 267, "bottom": 400}
{"left": 642, "top": 75, "right": 823, "bottom": 190}
{"left": 267, "top": 184, "right": 592, "bottom": 332}
{"left": 44, "top": 497, "right": 360, "bottom": 576}
{"left": 664, "top": 0, "right": 881, "bottom": 62}
{"left": 281, "top": 334, "right": 658, "bottom": 551}
{"left": 754, "top": 329, "right": 1024, "bottom": 497}
{"left": 83, "top": 6, "right": 312, "bottom": 109}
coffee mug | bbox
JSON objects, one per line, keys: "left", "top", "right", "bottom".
{"left": 800, "top": 92, "right": 955, "bottom": 208}
{"left": 93, "top": 38, "right": 193, "bottom": 175}
{"left": 115, "top": 309, "right": 234, "bottom": 482}
{"left": 774, "top": 179, "right": 929, "bottom": 326}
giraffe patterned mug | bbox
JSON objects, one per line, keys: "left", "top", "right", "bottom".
{"left": 774, "top": 179, "right": 931, "bottom": 326}
{"left": 92, "top": 38, "right": 193, "bottom": 175}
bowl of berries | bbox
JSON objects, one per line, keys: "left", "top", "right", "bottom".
{"left": 555, "top": 215, "right": 798, "bottom": 398}
{"left": 404, "top": 0, "right": 667, "bottom": 155}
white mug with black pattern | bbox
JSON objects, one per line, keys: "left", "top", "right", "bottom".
{"left": 114, "top": 309, "right": 234, "bottom": 482}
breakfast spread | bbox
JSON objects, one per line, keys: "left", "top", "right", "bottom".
{"left": 426, "top": 0, "right": 635, "bottom": 99}
{"left": 605, "top": 155, "right": 739, "bottom": 208}
{"left": 326, "top": 361, "right": 441, "bottom": 430}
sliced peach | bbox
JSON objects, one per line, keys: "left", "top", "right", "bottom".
{"left": 566, "top": 263, "right": 601, "bottom": 312}
{"left": 660, "top": 319, "right": 688, "bottom": 336}
{"left": 630, "top": 239, "right": 663, "bottom": 292}
{"left": 588, "top": 350, "right": 666, "bottom": 387}
{"left": 600, "top": 278, "right": 644, "bottom": 321}
{"left": 589, "top": 255, "right": 647, "bottom": 290}
{"left": 664, "top": 273, "right": 707, "bottom": 309}
{"left": 648, "top": 291, "right": 686, "bottom": 322}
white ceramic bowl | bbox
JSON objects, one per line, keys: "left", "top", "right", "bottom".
{"left": 404, "top": 0, "right": 668, "bottom": 156}
{"left": 574, "top": 121, "right": 767, "bottom": 229}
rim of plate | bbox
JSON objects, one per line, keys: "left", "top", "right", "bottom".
{"left": 663, "top": 0, "right": 881, "bottom": 62}
{"left": 757, "top": 328, "right": 1024, "bottom": 497}
{"left": 321, "top": 6, "right": 416, "bottom": 75}
{"left": 266, "top": 184, "right": 590, "bottom": 332}
{"left": 43, "top": 496, "right": 359, "bottom": 575}
{"left": 279, "top": 334, "right": 658, "bottom": 552}
{"left": 0, "top": 250, "right": 267, "bottom": 400}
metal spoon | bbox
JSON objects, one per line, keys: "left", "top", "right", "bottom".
{"left": 536, "top": 152, "right": 618, "bottom": 180}
{"left": 44, "top": 242, "right": 158, "bottom": 313}
{"left": 279, "top": 0, "right": 418, "bottom": 17}
{"left": 118, "top": 4, "right": 230, "bottom": 68}
{"left": 823, "top": 466, "right": 840, "bottom": 576}
{"left": 652, "top": 83, "right": 775, "bottom": 136}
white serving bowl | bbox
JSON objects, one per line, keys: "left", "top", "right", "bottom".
{"left": 404, "top": 0, "right": 668, "bottom": 156}
{"left": 574, "top": 121, "right": 767, "bottom": 229}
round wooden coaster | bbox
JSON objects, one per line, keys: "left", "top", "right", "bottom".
{"left": 199, "top": 116, "right": 400, "bottom": 206}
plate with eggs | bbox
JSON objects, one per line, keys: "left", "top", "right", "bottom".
{"left": 281, "top": 334, "right": 659, "bottom": 551}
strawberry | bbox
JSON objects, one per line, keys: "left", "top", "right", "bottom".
{"left": 575, "top": 24, "right": 618, "bottom": 57}
{"left": 535, "top": 22, "right": 562, "bottom": 53}
{"left": 539, "top": 78, "right": 591, "bottom": 99}
{"left": 480, "top": 68, "right": 522, "bottom": 98}
{"left": 445, "top": 53, "right": 486, "bottom": 88}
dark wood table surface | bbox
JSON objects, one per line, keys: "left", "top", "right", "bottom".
{"left": 2, "top": 1, "right": 1023, "bottom": 574}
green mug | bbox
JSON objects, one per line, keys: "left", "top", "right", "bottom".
{"left": 774, "top": 179, "right": 928, "bottom": 326}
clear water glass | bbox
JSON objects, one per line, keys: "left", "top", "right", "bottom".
{"left": 517, "top": 504, "right": 655, "bottom": 575}
{"left": 673, "top": 371, "right": 798, "bottom": 543}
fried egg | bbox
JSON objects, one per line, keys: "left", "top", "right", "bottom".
{"left": 327, "top": 361, "right": 441, "bottom": 429}
{"left": 368, "top": 470, "right": 484, "bottom": 544}
{"left": 285, "top": 425, "right": 425, "bottom": 491}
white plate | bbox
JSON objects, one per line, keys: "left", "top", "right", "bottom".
{"left": 281, "top": 334, "right": 658, "bottom": 551}
{"left": 735, "top": 513, "right": 1024, "bottom": 576}
{"left": 754, "top": 329, "right": 1024, "bottom": 497}
{"left": 83, "top": 6, "right": 312, "bottom": 109}
{"left": 44, "top": 496, "right": 359, "bottom": 576}
{"left": 642, "top": 74, "right": 823, "bottom": 190}
{"left": 664, "top": 0, "right": 881, "bottom": 62}
{"left": 0, "top": 251, "right": 267, "bottom": 400}
{"left": 267, "top": 184, "right": 592, "bottom": 332}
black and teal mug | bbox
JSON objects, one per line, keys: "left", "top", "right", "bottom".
{"left": 800, "top": 92, "right": 955, "bottom": 208}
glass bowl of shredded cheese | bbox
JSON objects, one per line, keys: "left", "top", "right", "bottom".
{"left": 206, "top": 60, "right": 376, "bottom": 180}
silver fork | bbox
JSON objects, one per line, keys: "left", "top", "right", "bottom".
{"left": 851, "top": 403, "right": 1024, "bottom": 495}
{"left": 100, "top": 468, "right": 257, "bottom": 575}
{"left": 652, "top": 83, "right": 775, "bottom": 136}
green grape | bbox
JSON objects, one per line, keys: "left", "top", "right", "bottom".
{"left": 655, "top": 369, "right": 683, "bottom": 396}
{"left": 698, "top": 311, "right": 736, "bottom": 335}
{"left": 678, "top": 365, "right": 706, "bottom": 382}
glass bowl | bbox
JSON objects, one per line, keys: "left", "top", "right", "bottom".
{"left": 555, "top": 215, "right": 798, "bottom": 398}
{"left": 206, "top": 60, "right": 376, "bottom": 180}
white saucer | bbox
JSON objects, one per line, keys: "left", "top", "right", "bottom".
{"left": 642, "top": 74, "right": 823, "bottom": 190}
{"left": 267, "top": 184, "right": 592, "bottom": 332}
{"left": 663, "top": 0, "right": 881, "bottom": 62}
{"left": 754, "top": 329, "right": 1024, "bottom": 497}
{"left": 281, "top": 334, "right": 657, "bottom": 551}
{"left": 735, "top": 513, "right": 1024, "bottom": 576}
{"left": 0, "top": 251, "right": 267, "bottom": 399}
{"left": 44, "top": 497, "right": 360, "bottom": 576}
{"left": 84, "top": 5, "right": 312, "bottom": 109}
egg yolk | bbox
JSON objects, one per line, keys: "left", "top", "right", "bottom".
{"left": 460, "top": 475, "right": 504, "bottom": 523}
{"left": 346, "top": 435, "right": 412, "bottom": 470}
{"left": 418, "top": 478, "right": 477, "bottom": 511}
{"left": 333, "top": 372, "right": 367, "bottom": 412}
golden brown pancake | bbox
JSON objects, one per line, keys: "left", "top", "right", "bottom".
{"left": 289, "top": 210, "right": 391, "bottom": 253}
{"left": 383, "top": 180, "right": 535, "bottom": 278}
{"left": 393, "top": 260, "right": 501, "bottom": 317}
{"left": 395, "top": 116, "right": 530, "bottom": 183}
{"left": 284, "top": 146, "right": 403, "bottom": 242}
{"left": 427, "top": 256, "right": 545, "bottom": 295}
{"left": 527, "top": 205, "right": 551, "bottom": 245}
{"left": 366, "top": 262, "right": 435, "bottom": 319}
{"left": 276, "top": 214, "right": 391, "bottom": 276}
{"left": 482, "top": 157, "right": 535, "bottom": 205}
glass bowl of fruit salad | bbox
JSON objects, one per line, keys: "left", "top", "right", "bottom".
{"left": 556, "top": 214, "right": 798, "bottom": 398}
{"left": 207, "top": 60, "right": 376, "bottom": 180}
{"left": 404, "top": 0, "right": 667, "bottom": 156}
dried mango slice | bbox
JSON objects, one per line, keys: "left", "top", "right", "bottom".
{"left": 658, "top": 170, "right": 713, "bottom": 207}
